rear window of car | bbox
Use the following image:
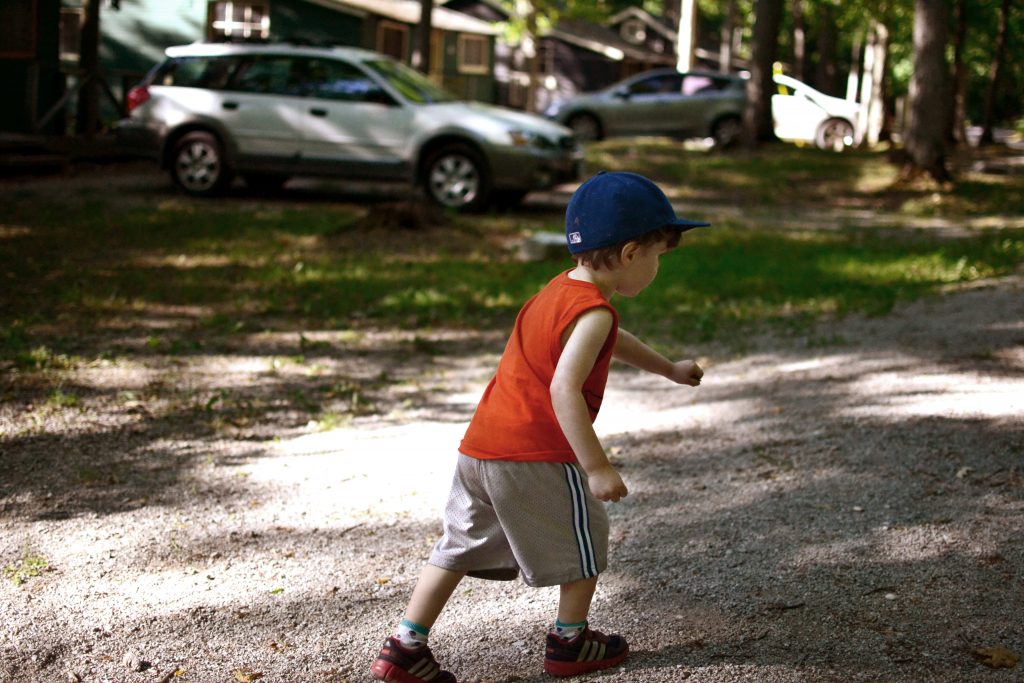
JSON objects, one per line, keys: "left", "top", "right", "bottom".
{"left": 153, "top": 56, "right": 240, "bottom": 89}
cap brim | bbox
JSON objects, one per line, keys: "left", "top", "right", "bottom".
{"left": 667, "top": 218, "right": 711, "bottom": 231}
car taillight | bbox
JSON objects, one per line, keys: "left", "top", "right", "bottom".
{"left": 126, "top": 85, "right": 150, "bottom": 113}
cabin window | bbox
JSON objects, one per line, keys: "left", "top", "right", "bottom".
{"left": 59, "top": 8, "right": 83, "bottom": 62}
{"left": 457, "top": 34, "right": 488, "bottom": 75}
{"left": 377, "top": 21, "right": 409, "bottom": 61}
{"left": 0, "top": 0, "right": 37, "bottom": 58}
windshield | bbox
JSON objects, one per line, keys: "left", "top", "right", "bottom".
{"left": 363, "top": 59, "right": 457, "bottom": 104}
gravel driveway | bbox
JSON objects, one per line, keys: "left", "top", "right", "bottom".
{"left": 2, "top": 172, "right": 1022, "bottom": 683}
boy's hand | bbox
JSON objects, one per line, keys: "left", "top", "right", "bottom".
{"left": 587, "top": 465, "right": 628, "bottom": 502}
{"left": 668, "top": 360, "right": 704, "bottom": 387}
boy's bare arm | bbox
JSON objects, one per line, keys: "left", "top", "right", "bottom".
{"left": 550, "top": 308, "right": 628, "bottom": 502}
{"left": 613, "top": 328, "right": 703, "bottom": 386}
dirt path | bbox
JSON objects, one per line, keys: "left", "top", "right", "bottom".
{"left": 1, "top": 161, "right": 1023, "bottom": 682}
{"left": 3, "top": 265, "right": 1022, "bottom": 682}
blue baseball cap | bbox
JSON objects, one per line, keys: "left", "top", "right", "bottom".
{"left": 565, "top": 171, "right": 710, "bottom": 254}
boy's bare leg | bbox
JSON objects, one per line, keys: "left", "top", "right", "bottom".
{"left": 557, "top": 575, "right": 599, "bottom": 624}
{"left": 404, "top": 564, "right": 466, "bottom": 628}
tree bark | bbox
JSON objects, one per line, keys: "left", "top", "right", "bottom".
{"left": 980, "top": 0, "right": 1011, "bottom": 145}
{"left": 904, "top": 0, "right": 952, "bottom": 182}
{"left": 857, "top": 21, "right": 889, "bottom": 147}
{"left": 948, "top": 0, "right": 968, "bottom": 144}
{"left": 743, "top": 0, "right": 783, "bottom": 146}
{"left": 719, "top": 0, "right": 737, "bottom": 73}
{"left": 76, "top": 0, "right": 101, "bottom": 136}
{"left": 676, "top": 0, "right": 698, "bottom": 72}
{"left": 792, "top": 0, "right": 807, "bottom": 82}
{"left": 413, "top": 0, "right": 434, "bottom": 74}
{"left": 814, "top": 2, "right": 838, "bottom": 94}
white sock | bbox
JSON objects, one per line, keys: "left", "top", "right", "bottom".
{"left": 552, "top": 618, "right": 587, "bottom": 641}
{"left": 394, "top": 618, "right": 429, "bottom": 649}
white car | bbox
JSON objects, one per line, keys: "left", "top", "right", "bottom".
{"left": 117, "top": 43, "right": 582, "bottom": 210}
{"left": 772, "top": 74, "right": 859, "bottom": 151}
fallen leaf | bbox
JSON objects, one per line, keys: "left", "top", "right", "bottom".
{"left": 973, "top": 646, "right": 1020, "bottom": 669}
{"left": 233, "top": 667, "right": 264, "bottom": 682}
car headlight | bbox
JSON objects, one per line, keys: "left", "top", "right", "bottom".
{"left": 508, "top": 129, "right": 553, "bottom": 149}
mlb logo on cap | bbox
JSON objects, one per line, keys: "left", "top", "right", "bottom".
{"left": 568, "top": 232, "right": 583, "bottom": 244}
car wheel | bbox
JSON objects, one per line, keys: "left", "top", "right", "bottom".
{"left": 423, "top": 144, "right": 490, "bottom": 211}
{"left": 711, "top": 116, "right": 742, "bottom": 149}
{"left": 566, "top": 113, "right": 601, "bottom": 142}
{"left": 244, "top": 173, "right": 289, "bottom": 193}
{"left": 171, "top": 131, "right": 231, "bottom": 196}
{"left": 816, "top": 118, "right": 855, "bottom": 151}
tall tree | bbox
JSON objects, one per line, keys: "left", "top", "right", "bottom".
{"left": 904, "top": 0, "right": 952, "bottom": 181}
{"left": 980, "top": 0, "right": 1011, "bottom": 145}
{"left": 814, "top": 1, "right": 839, "bottom": 94}
{"left": 413, "top": 0, "right": 434, "bottom": 74}
{"left": 947, "top": 0, "right": 969, "bottom": 144}
{"left": 791, "top": 0, "right": 807, "bottom": 81}
{"left": 857, "top": 20, "right": 889, "bottom": 146}
{"left": 76, "top": 0, "right": 101, "bottom": 136}
{"left": 719, "top": 0, "right": 738, "bottom": 73}
{"left": 743, "top": 0, "right": 783, "bottom": 145}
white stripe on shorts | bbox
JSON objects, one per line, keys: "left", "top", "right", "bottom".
{"left": 563, "top": 463, "right": 598, "bottom": 579}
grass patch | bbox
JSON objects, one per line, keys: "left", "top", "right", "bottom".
{"left": 3, "top": 545, "right": 49, "bottom": 586}
{"left": 1, "top": 147, "right": 1022, "bottom": 366}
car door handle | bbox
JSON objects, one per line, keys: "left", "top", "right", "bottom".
{"left": 309, "top": 108, "right": 328, "bottom": 117}
{"left": 222, "top": 101, "right": 239, "bottom": 110}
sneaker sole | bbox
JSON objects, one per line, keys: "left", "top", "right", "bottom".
{"left": 543, "top": 646, "right": 629, "bottom": 677}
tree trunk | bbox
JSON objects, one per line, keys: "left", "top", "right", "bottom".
{"left": 904, "top": 0, "right": 952, "bottom": 182}
{"left": 980, "top": 0, "right": 1011, "bottom": 145}
{"left": 857, "top": 21, "right": 889, "bottom": 147}
{"left": 792, "top": 0, "right": 807, "bottom": 82}
{"left": 76, "top": 0, "right": 101, "bottom": 136}
{"left": 676, "top": 0, "right": 698, "bottom": 72}
{"left": 413, "top": 0, "right": 434, "bottom": 74}
{"left": 719, "top": 0, "right": 737, "bottom": 73}
{"left": 846, "top": 32, "right": 863, "bottom": 102}
{"left": 948, "top": 0, "right": 968, "bottom": 144}
{"left": 815, "top": 2, "right": 838, "bottom": 94}
{"left": 743, "top": 0, "right": 783, "bottom": 146}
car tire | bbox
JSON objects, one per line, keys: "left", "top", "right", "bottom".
{"left": 566, "top": 113, "right": 601, "bottom": 142}
{"left": 816, "top": 118, "right": 855, "bottom": 151}
{"left": 422, "top": 144, "right": 490, "bottom": 211}
{"left": 711, "top": 116, "right": 742, "bottom": 149}
{"left": 171, "top": 131, "right": 232, "bottom": 197}
{"left": 244, "top": 173, "right": 289, "bottom": 193}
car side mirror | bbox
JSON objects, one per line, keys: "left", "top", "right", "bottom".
{"left": 613, "top": 88, "right": 630, "bottom": 100}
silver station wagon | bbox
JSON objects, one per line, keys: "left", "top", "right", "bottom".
{"left": 118, "top": 43, "right": 582, "bottom": 210}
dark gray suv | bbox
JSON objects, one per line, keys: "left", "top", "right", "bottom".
{"left": 118, "top": 43, "right": 582, "bottom": 210}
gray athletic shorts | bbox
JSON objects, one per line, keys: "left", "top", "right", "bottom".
{"left": 428, "top": 454, "right": 609, "bottom": 587}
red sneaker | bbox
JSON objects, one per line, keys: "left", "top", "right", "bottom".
{"left": 370, "top": 637, "right": 457, "bottom": 683}
{"left": 543, "top": 626, "right": 629, "bottom": 677}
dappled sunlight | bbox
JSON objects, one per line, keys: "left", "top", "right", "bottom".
{"left": 255, "top": 421, "right": 464, "bottom": 523}
{"left": 842, "top": 370, "right": 1023, "bottom": 419}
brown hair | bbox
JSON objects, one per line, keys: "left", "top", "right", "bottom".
{"left": 572, "top": 226, "right": 683, "bottom": 270}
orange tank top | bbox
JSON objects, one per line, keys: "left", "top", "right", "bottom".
{"left": 459, "top": 270, "right": 618, "bottom": 462}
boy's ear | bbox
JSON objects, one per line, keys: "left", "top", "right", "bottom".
{"left": 619, "top": 241, "right": 642, "bottom": 264}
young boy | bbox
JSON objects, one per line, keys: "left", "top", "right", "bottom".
{"left": 371, "top": 171, "right": 708, "bottom": 682}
